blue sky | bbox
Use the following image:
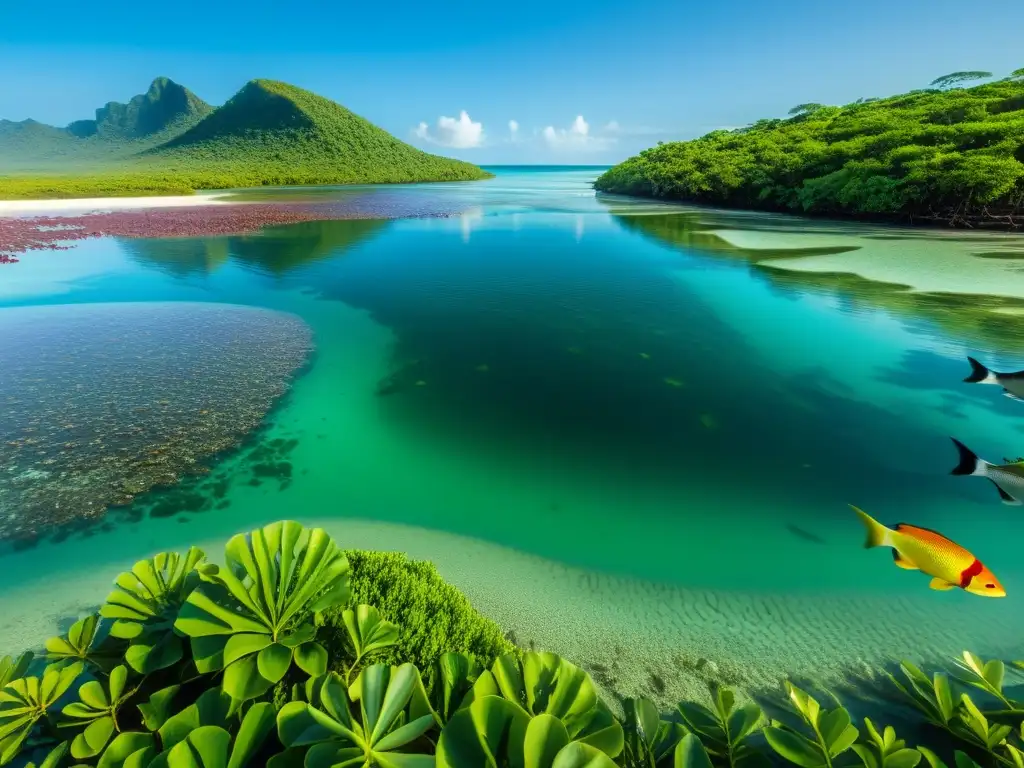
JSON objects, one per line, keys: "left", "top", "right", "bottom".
{"left": 2, "top": 0, "right": 1023, "bottom": 164}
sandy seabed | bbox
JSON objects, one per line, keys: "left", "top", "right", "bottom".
{"left": 0, "top": 516, "right": 1020, "bottom": 709}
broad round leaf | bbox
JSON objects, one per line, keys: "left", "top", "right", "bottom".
{"left": 525, "top": 714, "right": 570, "bottom": 768}
{"left": 888, "top": 749, "right": 924, "bottom": 768}
{"left": 553, "top": 742, "right": 619, "bottom": 768}
{"left": 257, "top": 643, "right": 294, "bottom": 685}
{"left": 626, "top": 698, "right": 660, "bottom": 750}
{"left": 726, "top": 703, "right": 763, "bottom": 745}
{"left": 674, "top": 734, "right": 714, "bottom": 768}
{"left": 222, "top": 656, "right": 274, "bottom": 702}
{"left": 572, "top": 703, "right": 623, "bottom": 758}
{"left": 125, "top": 633, "right": 184, "bottom": 675}
{"left": 167, "top": 725, "right": 232, "bottom": 768}
{"left": 159, "top": 688, "right": 233, "bottom": 750}
{"left": 227, "top": 702, "right": 277, "bottom": 768}
{"left": 138, "top": 685, "right": 182, "bottom": 731}
{"left": 436, "top": 695, "right": 530, "bottom": 768}
{"left": 97, "top": 732, "right": 157, "bottom": 768}
{"left": 763, "top": 727, "right": 825, "bottom": 768}
{"left": 123, "top": 746, "right": 159, "bottom": 768}
{"left": 276, "top": 702, "right": 354, "bottom": 748}
{"left": 71, "top": 716, "right": 116, "bottom": 759}
{"left": 294, "top": 642, "right": 328, "bottom": 678}
{"left": 78, "top": 680, "right": 111, "bottom": 710}
{"left": 305, "top": 743, "right": 366, "bottom": 768}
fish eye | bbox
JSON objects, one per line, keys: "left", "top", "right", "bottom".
{"left": 986, "top": 583, "right": 996, "bottom": 589}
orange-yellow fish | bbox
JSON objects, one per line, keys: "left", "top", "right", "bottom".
{"left": 851, "top": 505, "right": 1005, "bottom": 598}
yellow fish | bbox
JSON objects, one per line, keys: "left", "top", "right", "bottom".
{"left": 852, "top": 506, "right": 1005, "bottom": 597}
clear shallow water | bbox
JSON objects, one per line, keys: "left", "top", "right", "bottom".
{"left": 4, "top": 167, "right": 1024, "bottom": 703}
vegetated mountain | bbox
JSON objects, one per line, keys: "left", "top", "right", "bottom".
{"left": 144, "top": 79, "right": 488, "bottom": 185}
{"left": 595, "top": 73, "right": 1024, "bottom": 228}
{"left": 0, "top": 78, "right": 489, "bottom": 197}
{"left": 0, "top": 77, "right": 212, "bottom": 171}
{"left": 68, "top": 76, "right": 213, "bottom": 139}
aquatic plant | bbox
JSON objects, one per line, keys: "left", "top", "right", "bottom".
{"left": 277, "top": 664, "right": 435, "bottom": 767}
{"left": 763, "top": 682, "right": 860, "bottom": 768}
{"left": 0, "top": 652, "right": 32, "bottom": 690}
{"left": 620, "top": 697, "right": 686, "bottom": 767}
{"left": 888, "top": 652, "right": 1024, "bottom": 768}
{"left": 2, "top": 520, "right": 1022, "bottom": 768}
{"left": 431, "top": 652, "right": 493, "bottom": 725}
{"left": 337, "top": 605, "right": 399, "bottom": 685}
{"left": 101, "top": 549, "right": 206, "bottom": 675}
{"left": 174, "top": 521, "right": 350, "bottom": 702}
{"left": 45, "top": 616, "right": 124, "bottom": 674}
{"left": 489, "top": 651, "right": 625, "bottom": 758}
{"left": 60, "top": 664, "right": 137, "bottom": 760}
{"left": 676, "top": 683, "right": 764, "bottom": 768}
{"left": 0, "top": 662, "right": 82, "bottom": 764}
{"left": 853, "top": 718, "right": 922, "bottom": 768}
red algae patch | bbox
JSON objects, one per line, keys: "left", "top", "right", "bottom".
{"left": 0, "top": 198, "right": 462, "bottom": 262}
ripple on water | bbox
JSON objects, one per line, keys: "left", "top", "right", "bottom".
{"left": 0, "top": 302, "right": 313, "bottom": 546}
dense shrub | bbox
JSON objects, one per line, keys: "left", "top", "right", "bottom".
{"left": 596, "top": 73, "right": 1024, "bottom": 226}
{"left": 330, "top": 550, "right": 516, "bottom": 680}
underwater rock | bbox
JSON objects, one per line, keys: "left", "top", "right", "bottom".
{"left": 0, "top": 301, "right": 312, "bottom": 544}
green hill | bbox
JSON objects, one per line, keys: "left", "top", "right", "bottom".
{"left": 0, "top": 78, "right": 489, "bottom": 198}
{"left": 595, "top": 72, "right": 1024, "bottom": 228}
{"left": 145, "top": 79, "right": 489, "bottom": 185}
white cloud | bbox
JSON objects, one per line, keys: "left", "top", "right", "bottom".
{"left": 508, "top": 119, "right": 519, "bottom": 141}
{"left": 541, "top": 115, "right": 615, "bottom": 151}
{"left": 604, "top": 120, "right": 621, "bottom": 133}
{"left": 414, "top": 111, "right": 484, "bottom": 149}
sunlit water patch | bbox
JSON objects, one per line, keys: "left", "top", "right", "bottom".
{"left": 3, "top": 169, "right": 1024, "bottom": 703}
{"left": 0, "top": 301, "right": 311, "bottom": 545}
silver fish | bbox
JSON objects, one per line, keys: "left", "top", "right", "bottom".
{"left": 951, "top": 437, "right": 1024, "bottom": 506}
{"left": 964, "top": 357, "right": 1024, "bottom": 401}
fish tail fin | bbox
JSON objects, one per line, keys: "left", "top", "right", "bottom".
{"left": 965, "top": 356, "right": 998, "bottom": 384}
{"left": 850, "top": 505, "right": 892, "bottom": 549}
{"left": 951, "top": 438, "right": 989, "bottom": 477}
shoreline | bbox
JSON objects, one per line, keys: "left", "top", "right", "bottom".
{"left": 0, "top": 192, "right": 234, "bottom": 217}
{"left": 594, "top": 189, "right": 1024, "bottom": 232}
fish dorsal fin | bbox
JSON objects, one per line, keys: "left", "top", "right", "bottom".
{"left": 989, "top": 479, "right": 1023, "bottom": 505}
{"left": 929, "top": 577, "right": 956, "bottom": 591}
{"left": 891, "top": 549, "right": 919, "bottom": 571}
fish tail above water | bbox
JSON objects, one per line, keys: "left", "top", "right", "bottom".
{"left": 950, "top": 438, "right": 989, "bottom": 477}
{"left": 964, "top": 356, "right": 999, "bottom": 385}
{"left": 850, "top": 505, "right": 892, "bottom": 549}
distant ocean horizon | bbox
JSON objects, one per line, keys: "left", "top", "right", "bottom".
{"left": 480, "top": 164, "right": 613, "bottom": 170}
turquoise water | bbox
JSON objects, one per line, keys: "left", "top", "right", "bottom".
{"left": 4, "top": 167, "right": 1024, "bottom": 701}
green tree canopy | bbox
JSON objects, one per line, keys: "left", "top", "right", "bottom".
{"left": 930, "top": 71, "right": 993, "bottom": 89}
{"left": 788, "top": 103, "right": 826, "bottom": 116}
{"left": 595, "top": 76, "right": 1024, "bottom": 227}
